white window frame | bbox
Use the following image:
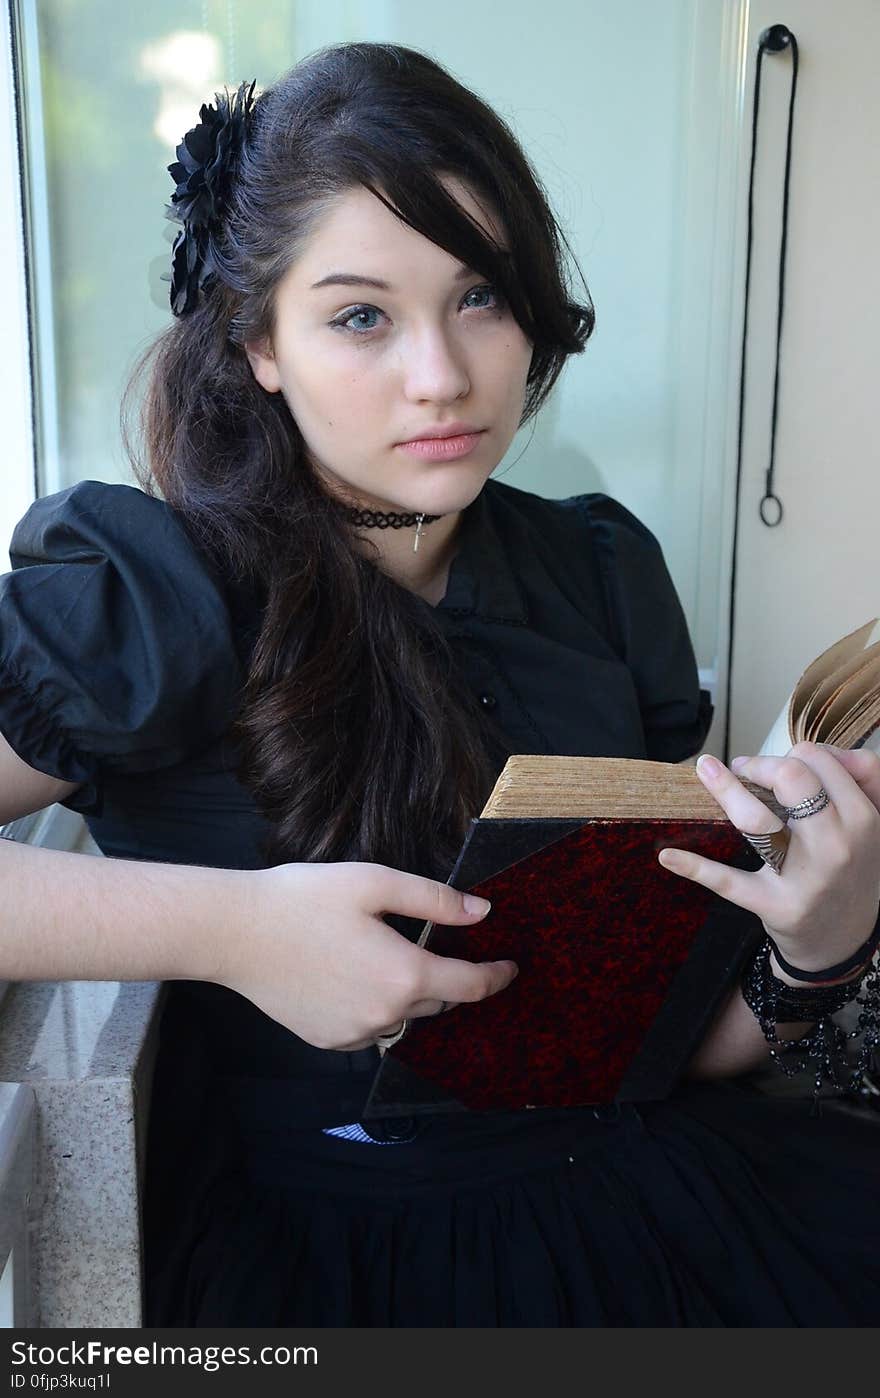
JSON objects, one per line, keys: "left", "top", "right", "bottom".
{"left": 1, "top": 0, "right": 85, "bottom": 858}
{"left": 1, "top": 0, "right": 36, "bottom": 542}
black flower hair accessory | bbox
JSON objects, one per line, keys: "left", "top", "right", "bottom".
{"left": 164, "top": 79, "right": 257, "bottom": 317}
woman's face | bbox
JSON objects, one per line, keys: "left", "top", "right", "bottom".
{"left": 245, "top": 177, "right": 533, "bottom": 517}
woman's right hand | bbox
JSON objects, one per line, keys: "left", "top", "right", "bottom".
{"left": 218, "top": 860, "right": 518, "bottom": 1050}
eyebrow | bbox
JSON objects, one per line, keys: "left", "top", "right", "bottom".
{"left": 310, "top": 265, "right": 478, "bottom": 291}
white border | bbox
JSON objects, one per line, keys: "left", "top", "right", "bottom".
{"left": 1, "top": 1, "right": 83, "bottom": 860}
{"left": 677, "top": 0, "right": 751, "bottom": 751}
{"left": 0, "top": 0, "right": 36, "bottom": 546}
{"left": 704, "top": 0, "right": 751, "bottom": 754}
{"left": 12, "top": 0, "right": 60, "bottom": 498}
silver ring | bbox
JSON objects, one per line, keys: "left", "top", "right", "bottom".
{"left": 741, "top": 825, "right": 791, "bottom": 875}
{"left": 783, "top": 787, "right": 831, "bottom": 820}
{"left": 375, "top": 1019, "right": 408, "bottom": 1050}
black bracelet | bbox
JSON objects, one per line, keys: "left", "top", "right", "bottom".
{"left": 766, "top": 909, "right": 880, "bottom": 984}
{"left": 741, "top": 937, "right": 880, "bottom": 1102}
{"left": 742, "top": 939, "right": 866, "bottom": 1024}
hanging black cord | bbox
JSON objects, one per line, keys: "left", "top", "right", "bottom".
{"left": 763, "top": 30, "right": 799, "bottom": 526}
{"left": 722, "top": 23, "right": 799, "bottom": 763}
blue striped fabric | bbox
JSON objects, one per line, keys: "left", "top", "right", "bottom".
{"left": 321, "top": 1122, "right": 403, "bottom": 1145}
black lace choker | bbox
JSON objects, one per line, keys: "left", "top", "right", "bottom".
{"left": 341, "top": 507, "right": 442, "bottom": 529}
{"left": 341, "top": 506, "right": 443, "bottom": 553}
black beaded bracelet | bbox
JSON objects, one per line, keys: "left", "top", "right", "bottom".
{"left": 746, "top": 954, "right": 862, "bottom": 1023}
{"left": 766, "top": 910, "right": 880, "bottom": 984}
{"left": 741, "top": 937, "right": 880, "bottom": 1103}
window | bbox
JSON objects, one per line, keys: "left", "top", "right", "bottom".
{"left": 6, "top": 1, "right": 748, "bottom": 793}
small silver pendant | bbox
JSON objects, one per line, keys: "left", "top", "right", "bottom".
{"left": 413, "top": 513, "right": 425, "bottom": 553}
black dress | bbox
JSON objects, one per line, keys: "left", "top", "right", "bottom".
{"left": 2, "top": 477, "right": 878, "bottom": 1327}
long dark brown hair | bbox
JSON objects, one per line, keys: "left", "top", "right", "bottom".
{"left": 124, "top": 42, "right": 594, "bottom": 879}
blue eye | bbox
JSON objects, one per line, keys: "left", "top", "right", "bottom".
{"left": 332, "top": 305, "right": 383, "bottom": 334}
{"left": 463, "top": 284, "right": 501, "bottom": 310}
{"left": 329, "top": 284, "right": 504, "bottom": 337}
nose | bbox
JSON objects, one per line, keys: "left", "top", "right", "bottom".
{"left": 401, "top": 325, "right": 471, "bottom": 404}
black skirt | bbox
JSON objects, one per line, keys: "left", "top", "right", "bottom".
{"left": 143, "top": 1067, "right": 880, "bottom": 1328}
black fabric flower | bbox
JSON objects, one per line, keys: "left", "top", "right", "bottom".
{"left": 165, "top": 79, "right": 257, "bottom": 317}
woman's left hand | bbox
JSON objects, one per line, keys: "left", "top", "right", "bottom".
{"left": 657, "top": 740, "right": 880, "bottom": 975}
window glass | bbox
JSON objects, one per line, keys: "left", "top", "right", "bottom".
{"left": 19, "top": 0, "right": 742, "bottom": 672}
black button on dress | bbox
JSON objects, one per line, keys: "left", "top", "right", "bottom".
{"left": 2, "top": 477, "right": 878, "bottom": 1326}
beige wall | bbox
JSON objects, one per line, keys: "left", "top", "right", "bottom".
{"left": 722, "top": 0, "right": 880, "bottom": 757}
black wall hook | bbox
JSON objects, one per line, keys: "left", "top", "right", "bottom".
{"left": 759, "top": 24, "right": 794, "bottom": 52}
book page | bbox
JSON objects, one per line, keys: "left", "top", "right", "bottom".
{"left": 480, "top": 754, "right": 787, "bottom": 821}
{"left": 793, "top": 620, "right": 880, "bottom": 741}
{"left": 760, "top": 619, "right": 880, "bottom": 754}
{"left": 815, "top": 650, "right": 880, "bottom": 742}
{"left": 759, "top": 692, "right": 796, "bottom": 757}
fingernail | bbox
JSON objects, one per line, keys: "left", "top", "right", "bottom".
{"left": 730, "top": 755, "right": 748, "bottom": 770}
{"left": 696, "top": 754, "right": 722, "bottom": 779}
{"left": 464, "top": 894, "right": 492, "bottom": 915}
{"left": 658, "top": 849, "right": 684, "bottom": 872}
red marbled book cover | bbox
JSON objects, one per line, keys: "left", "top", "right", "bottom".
{"left": 364, "top": 815, "right": 762, "bottom": 1117}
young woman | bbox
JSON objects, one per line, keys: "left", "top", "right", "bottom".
{"left": 1, "top": 42, "right": 878, "bottom": 1327}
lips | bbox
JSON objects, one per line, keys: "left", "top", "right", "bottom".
{"left": 394, "top": 431, "right": 485, "bottom": 460}
{"left": 397, "top": 422, "right": 484, "bottom": 444}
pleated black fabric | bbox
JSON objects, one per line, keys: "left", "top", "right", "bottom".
{"left": 147, "top": 1082, "right": 880, "bottom": 1327}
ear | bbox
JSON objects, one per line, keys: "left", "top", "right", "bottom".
{"left": 244, "top": 337, "right": 283, "bottom": 394}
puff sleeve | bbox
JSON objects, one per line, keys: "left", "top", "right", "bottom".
{"left": 0, "top": 480, "right": 245, "bottom": 816}
{"left": 575, "top": 493, "right": 713, "bottom": 762}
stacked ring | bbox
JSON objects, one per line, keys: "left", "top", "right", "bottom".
{"left": 742, "top": 785, "right": 831, "bottom": 875}
{"left": 741, "top": 825, "right": 791, "bottom": 875}
{"left": 783, "top": 788, "right": 831, "bottom": 820}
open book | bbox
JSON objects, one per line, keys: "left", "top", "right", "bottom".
{"left": 364, "top": 619, "right": 880, "bottom": 1119}
{"left": 760, "top": 618, "right": 880, "bottom": 756}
